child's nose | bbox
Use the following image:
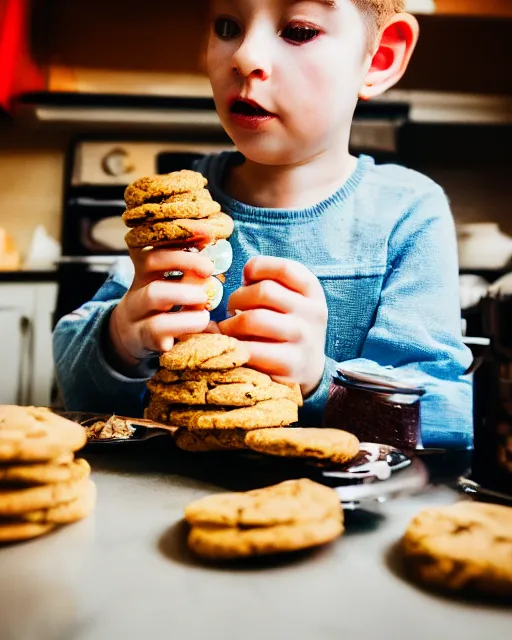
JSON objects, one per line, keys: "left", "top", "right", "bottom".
{"left": 232, "top": 66, "right": 268, "bottom": 81}
{"left": 232, "top": 36, "right": 271, "bottom": 81}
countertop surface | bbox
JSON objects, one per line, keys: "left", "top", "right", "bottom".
{"left": 0, "top": 442, "right": 510, "bottom": 640}
{"left": 0, "top": 269, "right": 58, "bottom": 282}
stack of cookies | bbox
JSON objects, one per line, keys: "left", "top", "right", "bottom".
{"left": 122, "top": 169, "right": 234, "bottom": 250}
{"left": 145, "top": 333, "right": 302, "bottom": 450}
{"left": 0, "top": 405, "right": 95, "bottom": 544}
{"left": 401, "top": 501, "right": 512, "bottom": 601}
{"left": 185, "top": 478, "right": 344, "bottom": 560}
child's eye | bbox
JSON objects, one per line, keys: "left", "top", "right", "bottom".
{"left": 281, "top": 25, "right": 320, "bottom": 44}
{"left": 214, "top": 17, "right": 241, "bottom": 40}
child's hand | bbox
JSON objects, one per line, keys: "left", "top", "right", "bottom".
{"left": 218, "top": 256, "right": 328, "bottom": 398}
{"left": 108, "top": 248, "right": 215, "bottom": 369}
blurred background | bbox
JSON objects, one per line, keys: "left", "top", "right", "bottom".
{"left": 0, "top": 0, "right": 511, "bottom": 407}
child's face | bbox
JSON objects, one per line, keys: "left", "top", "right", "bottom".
{"left": 207, "top": 0, "right": 372, "bottom": 166}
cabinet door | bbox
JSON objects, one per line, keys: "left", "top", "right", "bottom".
{"left": 0, "top": 282, "right": 57, "bottom": 407}
{"left": 32, "top": 283, "right": 58, "bottom": 407}
{"left": 0, "top": 308, "right": 26, "bottom": 404}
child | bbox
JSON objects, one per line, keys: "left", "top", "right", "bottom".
{"left": 53, "top": 0, "right": 472, "bottom": 449}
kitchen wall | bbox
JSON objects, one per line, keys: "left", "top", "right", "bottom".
{"left": 0, "top": 116, "right": 69, "bottom": 258}
{"left": 1, "top": 1, "right": 511, "bottom": 261}
{"left": 1, "top": 117, "right": 510, "bottom": 263}
{"left": 402, "top": 123, "right": 512, "bottom": 230}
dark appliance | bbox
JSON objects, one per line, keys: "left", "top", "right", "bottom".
{"left": 54, "top": 138, "right": 233, "bottom": 325}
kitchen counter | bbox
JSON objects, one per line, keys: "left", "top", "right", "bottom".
{"left": 0, "top": 441, "right": 510, "bottom": 640}
{"left": 0, "top": 269, "right": 57, "bottom": 282}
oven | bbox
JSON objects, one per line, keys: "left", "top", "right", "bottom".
{"left": 54, "top": 137, "right": 234, "bottom": 325}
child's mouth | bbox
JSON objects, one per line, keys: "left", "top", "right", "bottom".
{"left": 229, "top": 99, "right": 275, "bottom": 129}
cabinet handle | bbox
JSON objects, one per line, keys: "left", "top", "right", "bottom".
{"left": 17, "top": 316, "right": 33, "bottom": 406}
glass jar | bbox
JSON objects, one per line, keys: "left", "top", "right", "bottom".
{"left": 325, "top": 368, "right": 425, "bottom": 452}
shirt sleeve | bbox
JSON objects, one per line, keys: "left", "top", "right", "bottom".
{"left": 52, "top": 258, "right": 156, "bottom": 416}
{"left": 301, "top": 185, "right": 473, "bottom": 450}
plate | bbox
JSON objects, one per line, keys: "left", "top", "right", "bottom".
{"left": 56, "top": 411, "right": 428, "bottom": 509}
{"left": 55, "top": 411, "right": 175, "bottom": 445}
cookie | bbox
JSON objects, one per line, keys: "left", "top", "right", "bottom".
{"left": 196, "top": 348, "right": 251, "bottom": 371}
{"left": 170, "top": 399, "right": 298, "bottom": 431}
{"left": 160, "top": 188, "right": 214, "bottom": 204}
{"left": 188, "top": 515, "right": 343, "bottom": 560}
{"left": 174, "top": 428, "right": 247, "bottom": 452}
{"left": 124, "top": 170, "right": 207, "bottom": 208}
{"left": 144, "top": 400, "right": 174, "bottom": 424}
{"left": 180, "top": 367, "right": 272, "bottom": 386}
{"left": 184, "top": 478, "right": 341, "bottom": 527}
{"left": 0, "top": 405, "right": 87, "bottom": 463}
{"left": 147, "top": 379, "right": 208, "bottom": 405}
{"left": 245, "top": 428, "right": 360, "bottom": 465}
{"left": 0, "top": 478, "right": 89, "bottom": 516}
{"left": 160, "top": 334, "right": 247, "bottom": 371}
{"left": 206, "top": 381, "right": 299, "bottom": 407}
{"left": 21, "top": 480, "right": 96, "bottom": 525}
{"left": 280, "top": 382, "right": 303, "bottom": 407}
{"left": 0, "top": 521, "right": 55, "bottom": 543}
{"left": 124, "top": 213, "right": 234, "bottom": 249}
{"left": 402, "top": 501, "right": 512, "bottom": 600}
{"left": 122, "top": 199, "right": 221, "bottom": 227}
{"left": 0, "top": 458, "right": 90, "bottom": 486}
{"left": 152, "top": 369, "right": 181, "bottom": 384}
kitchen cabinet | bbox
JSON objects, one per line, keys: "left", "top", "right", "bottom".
{"left": 0, "top": 282, "right": 58, "bottom": 406}
{"left": 22, "top": 0, "right": 511, "bottom": 99}
{"left": 432, "top": 1, "right": 512, "bottom": 17}
{"left": 7, "top": 0, "right": 511, "bottom": 128}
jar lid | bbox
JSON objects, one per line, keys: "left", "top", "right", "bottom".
{"left": 335, "top": 364, "right": 425, "bottom": 395}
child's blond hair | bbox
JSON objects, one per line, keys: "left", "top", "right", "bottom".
{"left": 354, "top": 0, "right": 404, "bottom": 24}
{"left": 351, "top": 1, "right": 405, "bottom": 46}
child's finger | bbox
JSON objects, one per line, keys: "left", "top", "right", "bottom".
{"left": 243, "top": 256, "right": 325, "bottom": 300}
{"left": 240, "top": 341, "right": 298, "bottom": 378}
{"left": 129, "top": 280, "right": 209, "bottom": 315}
{"left": 227, "top": 280, "right": 313, "bottom": 316}
{"left": 204, "top": 321, "right": 221, "bottom": 334}
{"left": 131, "top": 248, "right": 215, "bottom": 278}
{"left": 219, "top": 309, "right": 303, "bottom": 342}
{"left": 139, "top": 310, "right": 211, "bottom": 353}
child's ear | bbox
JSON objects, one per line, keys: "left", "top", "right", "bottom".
{"left": 359, "top": 13, "right": 419, "bottom": 100}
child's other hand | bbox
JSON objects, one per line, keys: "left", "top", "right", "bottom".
{"left": 108, "top": 247, "right": 215, "bottom": 369}
{"left": 218, "top": 256, "right": 328, "bottom": 398}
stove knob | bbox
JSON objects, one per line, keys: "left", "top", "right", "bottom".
{"left": 102, "top": 148, "right": 135, "bottom": 177}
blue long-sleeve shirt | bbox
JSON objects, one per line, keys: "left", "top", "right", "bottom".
{"left": 53, "top": 153, "right": 473, "bottom": 449}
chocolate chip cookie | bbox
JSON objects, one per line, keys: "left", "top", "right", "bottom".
{"left": 124, "top": 170, "right": 207, "bottom": 208}
{"left": 174, "top": 428, "right": 247, "bottom": 452}
{"left": 188, "top": 516, "right": 343, "bottom": 560}
{"left": 124, "top": 212, "right": 234, "bottom": 249}
{"left": 147, "top": 379, "right": 208, "bottom": 405}
{"left": 185, "top": 479, "right": 343, "bottom": 560}
{"left": 122, "top": 197, "right": 220, "bottom": 227}
{"left": 0, "top": 458, "right": 90, "bottom": 486}
{"left": 402, "top": 501, "right": 512, "bottom": 600}
{"left": 184, "top": 478, "right": 341, "bottom": 527}
{"left": 245, "top": 427, "right": 360, "bottom": 465}
{"left": 169, "top": 399, "right": 298, "bottom": 431}
{"left": 160, "top": 334, "right": 249, "bottom": 371}
{"left": 0, "top": 477, "right": 90, "bottom": 516}
{"left": 0, "top": 406, "right": 87, "bottom": 463}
